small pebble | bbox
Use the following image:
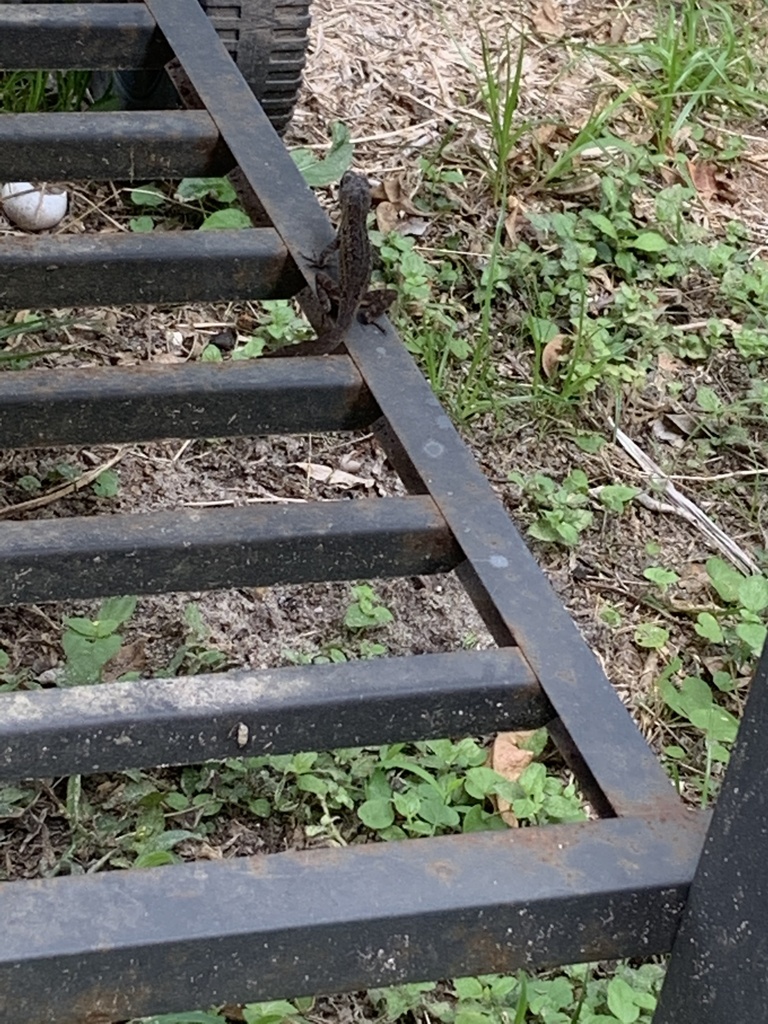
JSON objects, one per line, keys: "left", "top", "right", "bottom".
{"left": 209, "top": 328, "right": 237, "bottom": 352}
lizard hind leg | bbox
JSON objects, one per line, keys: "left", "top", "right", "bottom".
{"left": 314, "top": 270, "right": 340, "bottom": 316}
{"left": 358, "top": 287, "right": 397, "bottom": 327}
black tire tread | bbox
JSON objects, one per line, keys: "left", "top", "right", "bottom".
{"left": 203, "top": 0, "right": 311, "bottom": 132}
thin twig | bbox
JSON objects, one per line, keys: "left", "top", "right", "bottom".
{"left": 610, "top": 422, "right": 760, "bottom": 576}
{"left": 183, "top": 494, "right": 309, "bottom": 507}
{"left": 0, "top": 449, "right": 127, "bottom": 520}
{"left": 665, "top": 467, "right": 768, "bottom": 483}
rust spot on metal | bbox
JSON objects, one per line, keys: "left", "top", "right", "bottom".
{"left": 426, "top": 859, "right": 458, "bottom": 883}
{"left": 246, "top": 854, "right": 272, "bottom": 876}
{"left": 68, "top": 980, "right": 153, "bottom": 1024}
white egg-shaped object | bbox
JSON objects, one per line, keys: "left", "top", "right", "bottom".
{"left": 1, "top": 181, "right": 68, "bottom": 231}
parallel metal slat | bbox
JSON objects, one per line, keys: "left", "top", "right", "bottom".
{"left": 0, "top": 229, "right": 305, "bottom": 307}
{"left": 0, "top": 648, "right": 549, "bottom": 779}
{"left": 0, "top": 111, "right": 233, "bottom": 181}
{"left": 0, "top": 4, "right": 170, "bottom": 69}
{"left": 0, "top": 358, "right": 378, "bottom": 448}
{"left": 0, "top": 816, "right": 706, "bottom": 1024}
{"left": 0, "top": 496, "right": 461, "bottom": 604}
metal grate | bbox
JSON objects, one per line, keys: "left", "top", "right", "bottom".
{"left": 0, "top": 2, "right": 709, "bottom": 1022}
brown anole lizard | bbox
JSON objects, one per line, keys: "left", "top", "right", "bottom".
{"left": 267, "top": 171, "right": 395, "bottom": 357}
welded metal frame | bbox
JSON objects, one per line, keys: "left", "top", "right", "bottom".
{"left": 0, "top": 1, "right": 727, "bottom": 1021}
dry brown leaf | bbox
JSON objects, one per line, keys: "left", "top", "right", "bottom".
{"left": 549, "top": 173, "right": 601, "bottom": 198}
{"left": 504, "top": 196, "right": 524, "bottom": 244}
{"left": 338, "top": 453, "right": 363, "bottom": 474}
{"left": 195, "top": 842, "right": 225, "bottom": 861}
{"left": 651, "top": 418, "right": 685, "bottom": 447}
{"left": 375, "top": 200, "right": 402, "bottom": 234}
{"left": 660, "top": 157, "right": 735, "bottom": 203}
{"left": 149, "top": 352, "right": 186, "bottom": 364}
{"left": 587, "top": 265, "right": 615, "bottom": 293}
{"left": 402, "top": 217, "right": 431, "bottom": 238}
{"left": 490, "top": 731, "right": 536, "bottom": 828}
{"left": 678, "top": 562, "right": 710, "bottom": 596}
{"left": 609, "top": 14, "right": 629, "bottom": 44}
{"left": 541, "top": 334, "right": 566, "bottom": 379}
{"left": 532, "top": 124, "right": 559, "bottom": 147}
{"left": 532, "top": 0, "right": 565, "bottom": 39}
{"left": 701, "top": 655, "right": 727, "bottom": 679}
{"left": 687, "top": 159, "right": 719, "bottom": 202}
{"left": 657, "top": 351, "right": 684, "bottom": 374}
{"left": 666, "top": 412, "right": 698, "bottom": 436}
{"left": 638, "top": 650, "right": 659, "bottom": 694}
{"left": 219, "top": 1006, "right": 246, "bottom": 1023}
{"left": 492, "top": 731, "right": 535, "bottom": 780}
{"left": 291, "top": 462, "right": 373, "bottom": 489}
{"left": 374, "top": 177, "right": 432, "bottom": 237}
{"left": 375, "top": 201, "right": 430, "bottom": 238}
{"left": 658, "top": 163, "right": 679, "bottom": 186}
{"left": 235, "top": 311, "right": 258, "bottom": 333}
{"left": 504, "top": 211, "right": 518, "bottom": 245}
{"left": 377, "top": 177, "right": 423, "bottom": 216}
{"left": 103, "top": 640, "right": 147, "bottom": 682}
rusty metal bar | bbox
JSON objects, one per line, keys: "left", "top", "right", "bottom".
{"left": 0, "top": 111, "right": 233, "bottom": 180}
{"left": 0, "top": 496, "right": 461, "bottom": 604}
{"left": 0, "top": 816, "right": 706, "bottom": 1024}
{"left": 0, "top": 4, "right": 170, "bottom": 69}
{"left": 0, "top": 358, "right": 378, "bottom": 448}
{"left": 0, "top": 229, "right": 305, "bottom": 308}
{"left": 0, "top": 648, "right": 548, "bottom": 780}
